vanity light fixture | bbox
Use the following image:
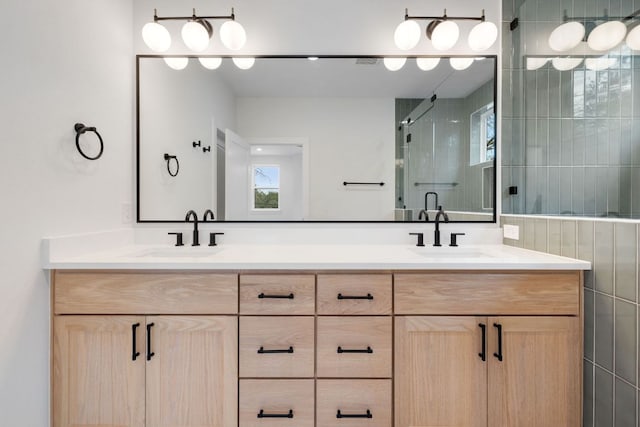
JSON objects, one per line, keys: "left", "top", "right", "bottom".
{"left": 551, "top": 57, "right": 583, "bottom": 71}
{"left": 164, "top": 57, "right": 189, "bottom": 70}
{"left": 142, "top": 8, "right": 246, "bottom": 53}
{"left": 627, "top": 24, "right": 640, "bottom": 50}
{"left": 416, "top": 57, "right": 440, "bottom": 71}
{"left": 449, "top": 57, "right": 474, "bottom": 70}
{"left": 308, "top": 56, "right": 319, "bottom": 61}
{"left": 383, "top": 57, "right": 407, "bottom": 71}
{"left": 526, "top": 57, "right": 551, "bottom": 70}
{"left": 550, "top": 8, "right": 640, "bottom": 53}
{"left": 198, "top": 57, "right": 222, "bottom": 70}
{"left": 232, "top": 57, "right": 255, "bottom": 70}
{"left": 394, "top": 9, "right": 497, "bottom": 52}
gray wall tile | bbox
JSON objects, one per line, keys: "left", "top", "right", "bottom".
{"left": 595, "top": 366, "right": 614, "bottom": 427}
{"left": 578, "top": 221, "right": 595, "bottom": 288}
{"left": 533, "top": 218, "right": 547, "bottom": 252}
{"left": 615, "top": 300, "right": 637, "bottom": 385}
{"left": 594, "top": 222, "right": 615, "bottom": 295}
{"left": 585, "top": 359, "right": 595, "bottom": 427}
{"left": 585, "top": 288, "right": 595, "bottom": 361}
{"left": 615, "top": 223, "right": 638, "bottom": 302}
{"left": 595, "top": 293, "right": 614, "bottom": 371}
{"left": 560, "top": 220, "right": 576, "bottom": 258}
{"left": 615, "top": 378, "right": 636, "bottom": 427}
{"left": 548, "top": 218, "right": 561, "bottom": 255}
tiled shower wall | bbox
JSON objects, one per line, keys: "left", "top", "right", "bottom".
{"left": 501, "top": 0, "right": 640, "bottom": 219}
{"left": 501, "top": 215, "right": 639, "bottom": 426}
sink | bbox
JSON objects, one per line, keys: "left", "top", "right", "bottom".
{"left": 128, "top": 247, "right": 223, "bottom": 258}
{"left": 410, "top": 247, "right": 490, "bottom": 258}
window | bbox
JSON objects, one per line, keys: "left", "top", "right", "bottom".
{"left": 470, "top": 102, "right": 495, "bottom": 165}
{"left": 252, "top": 165, "right": 280, "bottom": 210}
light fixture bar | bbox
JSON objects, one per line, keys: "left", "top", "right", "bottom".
{"left": 152, "top": 8, "right": 236, "bottom": 22}
{"left": 561, "top": 8, "right": 640, "bottom": 22}
{"left": 404, "top": 8, "right": 485, "bottom": 22}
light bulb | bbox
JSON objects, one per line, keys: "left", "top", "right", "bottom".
{"left": 449, "top": 57, "right": 474, "bottom": 70}
{"left": 232, "top": 57, "right": 255, "bottom": 70}
{"left": 587, "top": 21, "right": 627, "bottom": 51}
{"left": 182, "top": 21, "right": 211, "bottom": 52}
{"left": 164, "top": 57, "right": 189, "bottom": 70}
{"left": 199, "top": 57, "right": 222, "bottom": 70}
{"left": 220, "top": 20, "right": 247, "bottom": 50}
{"left": 416, "top": 57, "right": 440, "bottom": 71}
{"left": 394, "top": 20, "right": 422, "bottom": 50}
{"left": 383, "top": 57, "right": 407, "bottom": 71}
{"left": 430, "top": 20, "right": 459, "bottom": 51}
{"left": 585, "top": 56, "right": 617, "bottom": 70}
{"left": 526, "top": 57, "right": 550, "bottom": 70}
{"left": 626, "top": 25, "right": 640, "bottom": 50}
{"left": 142, "top": 22, "right": 171, "bottom": 52}
{"left": 468, "top": 21, "right": 498, "bottom": 51}
{"left": 551, "top": 57, "right": 583, "bottom": 71}
{"left": 548, "top": 22, "right": 585, "bottom": 52}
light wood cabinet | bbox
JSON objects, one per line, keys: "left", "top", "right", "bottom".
{"left": 53, "top": 316, "right": 146, "bottom": 427}
{"left": 52, "top": 269, "right": 582, "bottom": 427}
{"left": 395, "top": 315, "right": 580, "bottom": 427}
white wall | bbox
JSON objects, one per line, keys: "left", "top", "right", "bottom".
{"left": 237, "top": 97, "right": 396, "bottom": 220}
{"left": 139, "top": 59, "right": 236, "bottom": 220}
{"left": 0, "top": 0, "right": 133, "bottom": 424}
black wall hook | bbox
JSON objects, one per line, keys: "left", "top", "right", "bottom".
{"left": 74, "top": 123, "right": 104, "bottom": 160}
{"left": 203, "top": 146, "right": 211, "bottom": 153}
{"left": 193, "top": 140, "right": 201, "bottom": 148}
{"left": 164, "top": 153, "right": 179, "bottom": 177}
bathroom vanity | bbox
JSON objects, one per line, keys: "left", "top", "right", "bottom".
{"left": 47, "top": 243, "right": 588, "bottom": 427}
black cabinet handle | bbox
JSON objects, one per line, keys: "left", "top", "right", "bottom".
{"left": 337, "top": 293, "right": 373, "bottom": 300}
{"left": 257, "top": 409, "right": 294, "bottom": 418}
{"left": 493, "top": 323, "right": 503, "bottom": 362}
{"left": 337, "top": 346, "right": 373, "bottom": 354}
{"left": 131, "top": 323, "right": 141, "bottom": 361}
{"left": 336, "top": 409, "right": 372, "bottom": 419}
{"left": 258, "top": 293, "right": 294, "bottom": 299}
{"left": 258, "top": 346, "right": 294, "bottom": 354}
{"left": 478, "top": 323, "right": 486, "bottom": 361}
{"left": 146, "top": 322, "right": 155, "bottom": 361}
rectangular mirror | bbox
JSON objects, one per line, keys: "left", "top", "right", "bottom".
{"left": 137, "top": 55, "right": 497, "bottom": 222}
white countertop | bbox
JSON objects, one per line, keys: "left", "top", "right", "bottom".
{"left": 43, "top": 242, "right": 591, "bottom": 271}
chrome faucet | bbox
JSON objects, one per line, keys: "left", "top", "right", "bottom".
{"left": 185, "top": 210, "right": 200, "bottom": 246}
{"left": 433, "top": 205, "right": 449, "bottom": 247}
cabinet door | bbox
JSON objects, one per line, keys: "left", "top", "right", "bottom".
{"left": 395, "top": 316, "right": 487, "bottom": 427}
{"left": 146, "top": 316, "right": 238, "bottom": 427}
{"left": 488, "top": 316, "right": 580, "bottom": 427}
{"left": 53, "top": 315, "right": 145, "bottom": 427}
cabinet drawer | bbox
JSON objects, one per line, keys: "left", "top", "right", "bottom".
{"left": 240, "top": 275, "right": 315, "bottom": 315}
{"left": 317, "top": 274, "right": 392, "bottom": 315}
{"left": 317, "top": 380, "right": 391, "bottom": 427}
{"left": 54, "top": 271, "right": 238, "bottom": 314}
{"left": 317, "top": 317, "right": 392, "bottom": 378}
{"left": 240, "top": 379, "right": 314, "bottom": 427}
{"left": 394, "top": 272, "right": 580, "bottom": 315}
{"left": 240, "top": 316, "right": 315, "bottom": 378}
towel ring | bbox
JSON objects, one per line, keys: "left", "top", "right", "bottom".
{"left": 74, "top": 123, "right": 104, "bottom": 160}
{"left": 164, "top": 153, "right": 179, "bottom": 177}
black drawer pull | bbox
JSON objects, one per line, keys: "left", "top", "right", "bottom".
{"left": 493, "top": 323, "right": 503, "bottom": 362}
{"left": 478, "top": 323, "right": 486, "bottom": 362}
{"left": 131, "top": 323, "right": 141, "bottom": 361}
{"left": 337, "top": 409, "right": 372, "bottom": 419}
{"left": 337, "top": 293, "right": 373, "bottom": 300}
{"left": 146, "top": 322, "right": 155, "bottom": 361}
{"left": 337, "top": 346, "right": 373, "bottom": 354}
{"left": 257, "top": 409, "right": 294, "bottom": 418}
{"left": 258, "top": 346, "right": 294, "bottom": 354}
{"left": 258, "top": 293, "right": 294, "bottom": 299}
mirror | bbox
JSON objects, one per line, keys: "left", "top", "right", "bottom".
{"left": 137, "top": 55, "right": 497, "bottom": 222}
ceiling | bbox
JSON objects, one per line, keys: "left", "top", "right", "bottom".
{"left": 207, "top": 57, "right": 495, "bottom": 99}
